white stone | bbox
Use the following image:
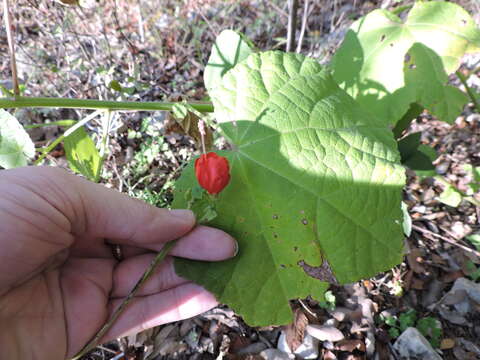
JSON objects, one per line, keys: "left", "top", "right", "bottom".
{"left": 393, "top": 327, "right": 442, "bottom": 360}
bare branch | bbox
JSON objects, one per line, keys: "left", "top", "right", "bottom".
{"left": 3, "top": 0, "right": 20, "bottom": 96}
{"left": 296, "top": 0, "right": 310, "bottom": 53}
{"left": 286, "top": 0, "right": 299, "bottom": 52}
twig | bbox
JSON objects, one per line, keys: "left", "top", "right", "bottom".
{"left": 412, "top": 224, "right": 480, "bottom": 258}
{"left": 296, "top": 0, "right": 309, "bottom": 53}
{"left": 456, "top": 70, "right": 480, "bottom": 113}
{"left": 3, "top": 0, "right": 20, "bottom": 96}
{"left": 70, "top": 239, "right": 178, "bottom": 360}
{"left": 286, "top": 0, "right": 299, "bottom": 52}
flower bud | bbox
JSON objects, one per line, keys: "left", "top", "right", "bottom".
{"left": 194, "top": 152, "right": 231, "bottom": 195}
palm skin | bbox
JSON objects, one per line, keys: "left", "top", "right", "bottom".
{"left": 0, "top": 166, "right": 236, "bottom": 359}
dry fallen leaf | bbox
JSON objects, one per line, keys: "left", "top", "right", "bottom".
{"left": 440, "top": 338, "right": 456, "bottom": 350}
{"left": 285, "top": 308, "right": 309, "bottom": 351}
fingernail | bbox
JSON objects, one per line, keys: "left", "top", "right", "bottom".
{"left": 233, "top": 240, "right": 239, "bottom": 257}
{"left": 170, "top": 209, "right": 195, "bottom": 223}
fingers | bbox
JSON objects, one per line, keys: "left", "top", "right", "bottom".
{"left": 104, "top": 283, "right": 217, "bottom": 340}
{"left": 112, "top": 226, "right": 237, "bottom": 297}
{"left": 111, "top": 255, "right": 186, "bottom": 298}
{"left": 120, "top": 225, "right": 238, "bottom": 259}
{"left": 8, "top": 166, "right": 196, "bottom": 248}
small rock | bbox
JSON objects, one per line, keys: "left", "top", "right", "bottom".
{"left": 466, "top": 113, "right": 480, "bottom": 124}
{"left": 436, "top": 162, "right": 450, "bottom": 175}
{"left": 458, "top": 338, "right": 480, "bottom": 356}
{"left": 324, "top": 318, "right": 338, "bottom": 327}
{"left": 393, "top": 327, "right": 442, "bottom": 360}
{"left": 306, "top": 325, "right": 344, "bottom": 342}
{"left": 437, "top": 307, "right": 469, "bottom": 326}
{"left": 260, "top": 349, "right": 295, "bottom": 360}
{"left": 446, "top": 278, "right": 480, "bottom": 314}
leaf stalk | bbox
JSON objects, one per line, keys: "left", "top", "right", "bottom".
{"left": 0, "top": 96, "right": 214, "bottom": 113}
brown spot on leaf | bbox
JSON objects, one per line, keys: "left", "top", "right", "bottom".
{"left": 380, "top": 34, "right": 386, "bottom": 41}
{"left": 298, "top": 259, "right": 338, "bottom": 284}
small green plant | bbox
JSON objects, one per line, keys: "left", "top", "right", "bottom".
{"left": 318, "top": 290, "right": 336, "bottom": 311}
{"left": 380, "top": 310, "right": 442, "bottom": 348}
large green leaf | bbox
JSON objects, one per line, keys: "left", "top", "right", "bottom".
{"left": 173, "top": 51, "right": 405, "bottom": 326}
{"left": 64, "top": 126, "right": 102, "bottom": 182}
{"left": 0, "top": 109, "right": 35, "bottom": 169}
{"left": 331, "top": 1, "right": 479, "bottom": 125}
{"left": 203, "top": 30, "right": 253, "bottom": 91}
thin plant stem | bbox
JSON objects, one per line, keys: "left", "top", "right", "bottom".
{"left": 0, "top": 96, "right": 214, "bottom": 113}
{"left": 456, "top": 70, "right": 480, "bottom": 113}
{"left": 391, "top": 4, "right": 413, "bottom": 15}
{"left": 69, "top": 239, "right": 178, "bottom": 360}
{"left": 286, "top": 0, "right": 298, "bottom": 52}
{"left": 24, "top": 120, "right": 77, "bottom": 129}
{"left": 3, "top": 0, "right": 20, "bottom": 96}
{"left": 64, "top": 110, "right": 102, "bottom": 137}
{"left": 34, "top": 135, "right": 66, "bottom": 165}
{"left": 296, "top": 0, "right": 309, "bottom": 53}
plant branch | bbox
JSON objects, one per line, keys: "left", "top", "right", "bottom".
{"left": 24, "top": 120, "right": 77, "bottom": 129}
{"left": 3, "top": 0, "right": 20, "bottom": 96}
{"left": 296, "top": 0, "right": 310, "bottom": 53}
{"left": 34, "top": 135, "right": 66, "bottom": 165}
{"left": 412, "top": 224, "right": 480, "bottom": 258}
{"left": 69, "top": 239, "right": 178, "bottom": 360}
{"left": 286, "top": 0, "right": 299, "bottom": 52}
{"left": 456, "top": 70, "right": 480, "bottom": 113}
{"left": 0, "top": 96, "right": 214, "bottom": 113}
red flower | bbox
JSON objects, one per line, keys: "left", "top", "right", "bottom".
{"left": 194, "top": 152, "right": 231, "bottom": 195}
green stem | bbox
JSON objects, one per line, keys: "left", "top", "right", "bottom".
{"left": 0, "top": 96, "right": 214, "bottom": 113}
{"left": 24, "top": 120, "right": 77, "bottom": 129}
{"left": 34, "top": 135, "right": 65, "bottom": 165}
{"left": 391, "top": 4, "right": 413, "bottom": 15}
{"left": 69, "top": 239, "right": 178, "bottom": 360}
{"left": 456, "top": 70, "right": 480, "bottom": 113}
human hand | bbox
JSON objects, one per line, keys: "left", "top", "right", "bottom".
{"left": 0, "top": 166, "right": 237, "bottom": 360}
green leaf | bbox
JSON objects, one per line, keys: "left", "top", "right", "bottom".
{"left": 398, "top": 132, "right": 421, "bottom": 160}
{"left": 64, "top": 126, "right": 102, "bottom": 182}
{"left": 438, "top": 183, "right": 463, "bottom": 207}
{"left": 109, "top": 80, "right": 122, "bottom": 92}
{"left": 399, "top": 309, "right": 417, "bottom": 332}
{"left": 0, "top": 109, "right": 35, "bottom": 169}
{"left": 331, "top": 1, "right": 479, "bottom": 125}
{"left": 401, "top": 202, "right": 411, "bottom": 237}
{"left": 466, "top": 234, "right": 480, "bottom": 251}
{"left": 173, "top": 51, "right": 405, "bottom": 326}
{"left": 392, "top": 103, "right": 423, "bottom": 139}
{"left": 203, "top": 30, "right": 253, "bottom": 91}
{"left": 398, "top": 133, "right": 437, "bottom": 176}
{"left": 464, "top": 164, "right": 480, "bottom": 194}
{"left": 417, "top": 317, "right": 442, "bottom": 348}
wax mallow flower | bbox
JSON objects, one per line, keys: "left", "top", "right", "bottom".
{"left": 194, "top": 152, "right": 231, "bottom": 195}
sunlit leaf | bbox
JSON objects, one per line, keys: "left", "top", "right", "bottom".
{"left": 0, "top": 109, "right": 35, "bottom": 169}
{"left": 174, "top": 51, "right": 405, "bottom": 326}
